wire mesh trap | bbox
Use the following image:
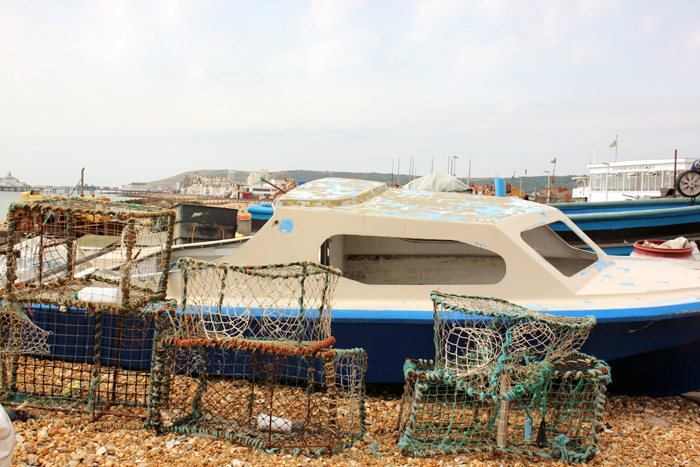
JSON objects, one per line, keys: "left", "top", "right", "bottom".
{"left": 1, "top": 198, "right": 176, "bottom": 313}
{"left": 148, "top": 337, "right": 367, "bottom": 456}
{"left": 397, "top": 353, "right": 610, "bottom": 462}
{"left": 148, "top": 259, "right": 365, "bottom": 455}
{"left": 394, "top": 292, "right": 609, "bottom": 462}
{"left": 431, "top": 292, "right": 596, "bottom": 391}
{"left": 177, "top": 258, "right": 341, "bottom": 345}
{"left": 0, "top": 302, "right": 171, "bottom": 421}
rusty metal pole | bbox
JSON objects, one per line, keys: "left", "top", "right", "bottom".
{"left": 674, "top": 149, "right": 678, "bottom": 196}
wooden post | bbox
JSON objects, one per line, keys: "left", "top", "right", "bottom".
{"left": 497, "top": 372, "right": 510, "bottom": 448}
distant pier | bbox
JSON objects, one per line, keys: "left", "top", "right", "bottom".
{"left": 0, "top": 185, "right": 167, "bottom": 197}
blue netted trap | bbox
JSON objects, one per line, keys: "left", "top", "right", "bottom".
{"left": 0, "top": 301, "right": 172, "bottom": 422}
{"left": 0, "top": 198, "right": 176, "bottom": 422}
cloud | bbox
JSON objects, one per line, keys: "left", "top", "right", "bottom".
{"left": 569, "top": 39, "right": 602, "bottom": 64}
{"left": 638, "top": 12, "right": 664, "bottom": 36}
{"left": 453, "top": 36, "right": 516, "bottom": 77}
{"left": 301, "top": 0, "right": 364, "bottom": 34}
{"left": 408, "top": 0, "right": 470, "bottom": 42}
{"left": 576, "top": 0, "right": 626, "bottom": 18}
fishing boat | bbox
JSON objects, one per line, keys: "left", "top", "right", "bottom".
{"left": 551, "top": 198, "right": 700, "bottom": 255}
{"left": 166, "top": 178, "right": 700, "bottom": 397}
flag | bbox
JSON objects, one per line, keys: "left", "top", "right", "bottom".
{"left": 610, "top": 138, "right": 617, "bottom": 148}
{"left": 525, "top": 169, "right": 527, "bottom": 175}
{"left": 550, "top": 158, "right": 556, "bottom": 164}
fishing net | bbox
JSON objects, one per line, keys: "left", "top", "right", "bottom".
{"left": 0, "top": 301, "right": 172, "bottom": 421}
{"left": 148, "top": 336, "right": 367, "bottom": 456}
{"left": 0, "top": 303, "right": 51, "bottom": 356}
{"left": 397, "top": 353, "right": 610, "bottom": 462}
{"left": 1, "top": 198, "right": 175, "bottom": 313}
{"left": 148, "top": 259, "right": 365, "bottom": 455}
{"left": 177, "top": 258, "right": 341, "bottom": 345}
{"left": 431, "top": 292, "right": 596, "bottom": 390}
{"left": 395, "top": 292, "right": 609, "bottom": 462}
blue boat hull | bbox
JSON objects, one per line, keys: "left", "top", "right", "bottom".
{"left": 23, "top": 301, "right": 700, "bottom": 397}
{"left": 329, "top": 303, "right": 700, "bottom": 397}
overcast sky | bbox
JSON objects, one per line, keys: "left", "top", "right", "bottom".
{"left": 2, "top": 0, "right": 700, "bottom": 187}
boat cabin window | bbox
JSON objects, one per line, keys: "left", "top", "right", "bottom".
{"left": 319, "top": 235, "right": 506, "bottom": 285}
{"left": 521, "top": 222, "right": 597, "bottom": 277}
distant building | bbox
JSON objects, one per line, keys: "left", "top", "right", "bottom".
{"left": 228, "top": 170, "right": 236, "bottom": 182}
{"left": 0, "top": 171, "right": 31, "bottom": 189}
{"left": 247, "top": 169, "right": 269, "bottom": 186}
{"left": 122, "top": 182, "right": 160, "bottom": 193}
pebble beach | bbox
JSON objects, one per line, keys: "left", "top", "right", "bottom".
{"left": 9, "top": 387, "right": 700, "bottom": 467}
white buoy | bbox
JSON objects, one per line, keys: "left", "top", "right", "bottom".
{"left": 75, "top": 287, "right": 122, "bottom": 305}
{"left": 257, "top": 413, "right": 292, "bottom": 433}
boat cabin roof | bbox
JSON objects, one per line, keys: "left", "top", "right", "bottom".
{"left": 278, "top": 178, "right": 556, "bottom": 224}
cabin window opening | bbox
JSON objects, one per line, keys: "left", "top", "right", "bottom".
{"left": 521, "top": 222, "right": 598, "bottom": 277}
{"left": 318, "top": 235, "right": 506, "bottom": 286}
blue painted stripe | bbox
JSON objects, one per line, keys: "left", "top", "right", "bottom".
{"left": 330, "top": 300, "right": 700, "bottom": 324}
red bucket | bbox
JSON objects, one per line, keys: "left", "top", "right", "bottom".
{"left": 632, "top": 239, "right": 694, "bottom": 260}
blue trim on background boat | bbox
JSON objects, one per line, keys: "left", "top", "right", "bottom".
{"left": 583, "top": 246, "right": 634, "bottom": 256}
{"left": 552, "top": 198, "right": 695, "bottom": 214}
{"left": 553, "top": 205, "right": 700, "bottom": 232}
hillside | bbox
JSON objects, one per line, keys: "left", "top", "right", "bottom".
{"left": 148, "top": 170, "right": 583, "bottom": 193}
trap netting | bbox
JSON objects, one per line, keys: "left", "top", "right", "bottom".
{"left": 0, "top": 303, "right": 51, "bottom": 356}
{"left": 396, "top": 292, "right": 608, "bottom": 462}
{"left": 0, "top": 301, "right": 172, "bottom": 421}
{"left": 178, "top": 258, "right": 341, "bottom": 346}
{"left": 397, "top": 352, "right": 610, "bottom": 462}
{"left": 431, "top": 292, "right": 596, "bottom": 391}
{"left": 1, "top": 198, "right": 175, "bottom": 313}
{"left": 148, "top": 336, "right": 367, "bottom": 456}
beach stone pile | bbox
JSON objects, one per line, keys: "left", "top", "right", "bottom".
{"left": 9, "top": 389, "right": 700, "bottom": 467}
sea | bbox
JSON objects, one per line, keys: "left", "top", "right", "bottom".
{"left": 0, "top": 191, "right": 136, "bottom": 221}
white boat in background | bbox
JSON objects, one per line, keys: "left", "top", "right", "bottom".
{"left": 165, "top": 177, "right": 700, "bottom": 397}
{"left": 572, "top": 158, "right": 695, "bottom": 202}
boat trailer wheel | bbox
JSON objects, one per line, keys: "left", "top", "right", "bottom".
{"left": 676, "top": 170, "right": 700, "bottom": 198}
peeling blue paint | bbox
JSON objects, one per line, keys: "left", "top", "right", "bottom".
{"left": 278, "top": 178, "right": 556, "bottom": 224}
{"left": 659, "top": 281, "right": 669, "bottom": 284}
{"left": 621, "top": 283, "right": 635, "bottom": 287}
{"left": 279, "top": 219, "right": 295, "bottom": 234}
{"left": 616, "top": 267, "right": 631, "bottom": 274}
{"left": 602, "top": 274, "right": 613, "bottom": 279}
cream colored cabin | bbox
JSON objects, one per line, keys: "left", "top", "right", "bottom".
{"left": 167, "top": 178, "right": 700, "bottom": 313}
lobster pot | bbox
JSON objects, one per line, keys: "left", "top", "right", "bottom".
{"left": 149, "top": 336, "right": 367, "bottom": 456}
{"left": 430, "top": 292, "right": 596, "bottom": 382}
{"left": 397, "top": 355, "right": 609, "bottom": 463}
{"left": 2, "top": 198, "right": 175, "bottom": 313}
{"left": 0, "top": 302, "right": 170, "bottom": 419}
{"left": 397, "top": 359, "right": 551, "bottom": 458}
{"left": 512, "top": 353, "right": 611, "bottom": 463}
{"left": 177, "top": 258, "right": 341, "bottom": 345}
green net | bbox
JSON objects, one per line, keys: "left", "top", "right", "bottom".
{"left": 395, "top": 291, "right": 610, "bottom": 463}
{"left": 431, "top": 292, "right": 596, "bottom": 391}
{"left": 178, "top": 258, "right": 341, "bottom": 346}
{"left": 398, "top": 353, "right": 610, "bottom": 462}
{"left": 1, "top": 198, "right": 175, "bottom": 313}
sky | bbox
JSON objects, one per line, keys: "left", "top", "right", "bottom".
{"left": 2, "top": 0, "right": 700, "bottom": 187}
